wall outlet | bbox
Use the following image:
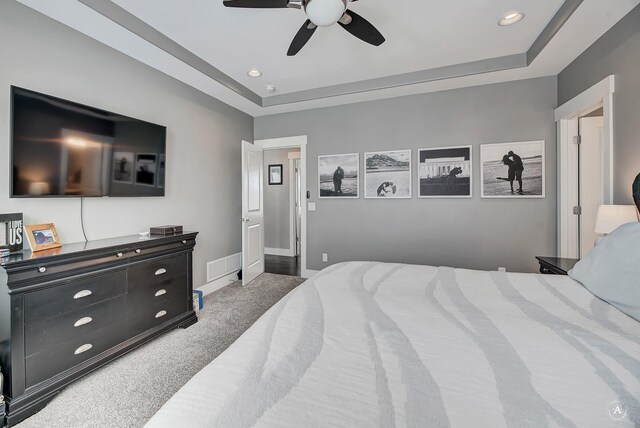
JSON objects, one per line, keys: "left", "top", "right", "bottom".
{"left": 322, "top": 253, "right": 328, "bottom": 262}
{"left": 498, "top": 267, "right": 507, "bottom": 272}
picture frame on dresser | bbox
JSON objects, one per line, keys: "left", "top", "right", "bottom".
{"left": 23, "top": 223, "right": 61, "bottom": 252}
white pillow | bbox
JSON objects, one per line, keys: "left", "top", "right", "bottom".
{"left": 569, "top": 222, "right": 640, "bottom": 321}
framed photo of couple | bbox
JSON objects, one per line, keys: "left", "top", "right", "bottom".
{"left": 480, "top": 140, "right": 545, "bottom": 198}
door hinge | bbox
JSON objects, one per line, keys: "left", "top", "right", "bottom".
{"left": 573, "top": 135, "right": 582, "bottom": 145}
{"left": 573, "top": 206, "right": 582, "bottom": 216}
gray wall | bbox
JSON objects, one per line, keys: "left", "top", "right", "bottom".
{"left": 558, "top": 4, "right": 640, "bottom": 204}
{"left": 263, "top": 148, "right": 295, "bottom": 251}
{"left": 256, "top": 77, "right": 558, "bottom": 273}
{"left": 0, "top": 1, "right": 253, "bottom": 287}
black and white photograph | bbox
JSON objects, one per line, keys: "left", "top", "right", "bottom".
{"left": 318, "top": 153, "right": 359, "bottom": 198}
{"left": 418, "top": 146, "right": 472, "bottom": 198}
{"left": 135, "top": 153, "right": 157, "bottom": 187}
{"left": 112, "top": 151, "right": 134, "bottom": 183}
{"left": 364, "top": 150, "right": 411, "bottom": 198}
{"left": 481, "top": 140, "right": 545, "bottom": 198}
{"left": 157, "top": 154, "right": 166, "bottom": 189}
{"left": 268, "top": 164, "right": 283, "bottom": 185}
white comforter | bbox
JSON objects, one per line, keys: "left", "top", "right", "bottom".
{"left": 146, "top": 262, "right": 640, "bottom": 427}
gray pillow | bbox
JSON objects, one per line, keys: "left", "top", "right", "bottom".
{"left": 569, "top": 222, "right": 640, "bottom": 321}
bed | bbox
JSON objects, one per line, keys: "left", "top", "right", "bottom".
{"left": 146, "top": 260, "right": 640, "bottom": 427}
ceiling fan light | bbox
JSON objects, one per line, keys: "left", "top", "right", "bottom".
{"left": 498, "top": 12, "right": 525, "bottom": 26}
{"left": 304, "top": 0, "right": 347, "bottom": 27}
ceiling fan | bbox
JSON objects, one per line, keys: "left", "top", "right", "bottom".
{"left": 222, "top": 0, "right": 385, "bottom": 56}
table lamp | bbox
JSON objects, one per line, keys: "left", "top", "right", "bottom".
{"left": 594, "top": 205, "right": 639, "bottom": 236}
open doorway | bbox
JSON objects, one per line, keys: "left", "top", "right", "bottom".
{"left": 262, "top": 148, "right": 302, "bottom": 276}
{"left": 251, "top": 135, "right": 309, "bottom": 278}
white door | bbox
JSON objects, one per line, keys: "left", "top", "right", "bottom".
{"left": 242, "top": 141, "right": 264, "bottom": 285}
{"left": 578, "top": 115, "right": 604, "bottom": 257}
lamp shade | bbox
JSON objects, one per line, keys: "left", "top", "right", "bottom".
{"left": 594, "top": 205, "right": 638, "bottom": 234}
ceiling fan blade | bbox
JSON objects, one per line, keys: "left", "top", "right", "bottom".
{"left": 223, "top": 0, "right": 289, "bottom": 8}
{"left": 338, "top": 10, "right": 385, "bottom": 46}
{"left": 287, "top": 20, "right": 317, "bottom": 56}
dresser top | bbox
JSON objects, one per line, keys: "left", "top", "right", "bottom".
{"left": 1, "top": 232, "right": 197, "bottom": 267}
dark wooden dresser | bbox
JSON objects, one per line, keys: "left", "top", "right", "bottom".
{"left": 0, "top": 232, "right": 198, "bottom": 426}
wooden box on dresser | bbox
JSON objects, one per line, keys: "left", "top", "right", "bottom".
{"left": 0, "top": 232, "right": 199, "bottom": 426}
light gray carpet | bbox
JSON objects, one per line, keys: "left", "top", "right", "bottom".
{"left": 17, "top": 273, "right": 305, "bottom": 428}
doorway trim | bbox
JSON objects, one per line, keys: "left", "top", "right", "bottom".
{"left": 555, "top": 75, "right": 615, "bottom": 257}
{"left": 288, "top": 151, "right": 301, "bottom": 257}
{"left": 254, "top": 135, "right": 312, "bottom": 277}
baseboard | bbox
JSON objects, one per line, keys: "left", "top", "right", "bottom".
{"left": 265, "top": 247, "right": 295, "bottom": 257}
{"left": 302, "top": 269, "right": 320, "bottom": 279}
{"left": 197, "top": 271, "right": 239, "bottom": 296}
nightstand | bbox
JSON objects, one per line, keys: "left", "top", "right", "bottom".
{"left": 535, "top": 256, "right": 580, "bottom": 275}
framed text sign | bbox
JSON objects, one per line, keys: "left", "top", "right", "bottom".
{"left": 0, "top": 213, "right": 24, "bottom": 254}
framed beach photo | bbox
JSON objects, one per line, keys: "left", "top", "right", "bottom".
{"left": 318, "top": 153, "right": 359, "bottom": 198}
{"left": 135, "top": 153, "right": 158, "bottom": 187}
{"left": 112, "top": 151, "right": 134, "bottom": 183}
{"left": 24, "top": 223, "right": 61, "bottom": 252}
{"left": 364, "top": 150, "right": 412, "bottom": 199}
{"left": 268, "top": 164, "right": 283, "bottom": 185}
{"left": 418, "top": 146, "right": 472, "bottom": 198}
{"left": 481, "top": 141, "right": 545, "bottom": 198}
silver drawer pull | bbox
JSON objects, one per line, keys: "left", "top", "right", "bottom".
{"left": 73, "top": 290, "right": 93, "bottom": 300}
{"left": 155, "top": 289, "right": 167, "bottom": 297}
{"left": 74, "top": 344, "right": 93, "bottom": 355}
{"left": 155, "top": 310, "right": 167, "bottom": 318}
{"left": 135, "top": 249, "right": 141, "bottom": 254}
{"left": 74, "top": 317, "right": 93, "bottom": 327}
{"left": 155, "top": 268, "right": 167, "bottom": 276}
{"left": 116, "top": 252, "right": 124, "bottom": 258}
{"left": 38, "top": 266, "right": 47, "bottom": 273}
{"left": 182, "top": 240, "right": 187, "bottom": 244}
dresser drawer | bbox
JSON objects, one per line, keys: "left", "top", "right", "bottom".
{"left": 127, "top": 236, "right": 195, "bottom": 262}
{"left": 24, "top": 270, "right": 127, "bottom": 324}
{"left": 25, "top": 320, "right": 126, "bottom": 388}
{"left": 128, "top": 297, "right": 189, "bottom": 338}
{"left": 126, "top": 274, "right": 187, "bottom": 314}
{"left": 128, "top": 254, "right": 187, "bottom": 288}
{"left": 25, "top": 296, "right": 126, "bottom": 357}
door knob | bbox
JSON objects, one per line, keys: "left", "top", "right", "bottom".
{"left": 242, "top": 218, "right": 251, "bottom": 223}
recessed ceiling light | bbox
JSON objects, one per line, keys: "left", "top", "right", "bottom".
{"left": 498, "top": 12, "right": 525, "bottom": 26}
{"left": 247, "top": 69, "right": 262, "bottom": 78}
{"left": 265, "top": 85, "right": 276, "bottom": 93}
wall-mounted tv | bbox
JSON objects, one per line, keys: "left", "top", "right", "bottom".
{"left": 11, "top": 86, "right": 167, "bottom": 198}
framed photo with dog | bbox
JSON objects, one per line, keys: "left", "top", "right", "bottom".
{"left": 418, "top": 146, "right": 472, "bottom": 198}
{"left": 364, "top": 150, "right": 411, "bottom": 199}
{"left": 24, "top": 223, "right": 62, "bottom": 252}
{"left": 481, "top": 141, "right": 545, "bottom": 198}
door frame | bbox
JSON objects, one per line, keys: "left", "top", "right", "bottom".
{"left": 555, "top": 75, "right": 615, "bottom": 257}
{"left": 254, "top": 135, "right": 312, "bottom": 278}
{"left": 288, "top": 152, "right": 302, "bottom": 256}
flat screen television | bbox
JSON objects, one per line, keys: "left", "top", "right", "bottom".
{"left": 11, "top": 86, "right": 166, "bottom": 197}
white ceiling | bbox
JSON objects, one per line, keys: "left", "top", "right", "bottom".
{"left": 16, "top": 0, "right": 640, "bottom": 116}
